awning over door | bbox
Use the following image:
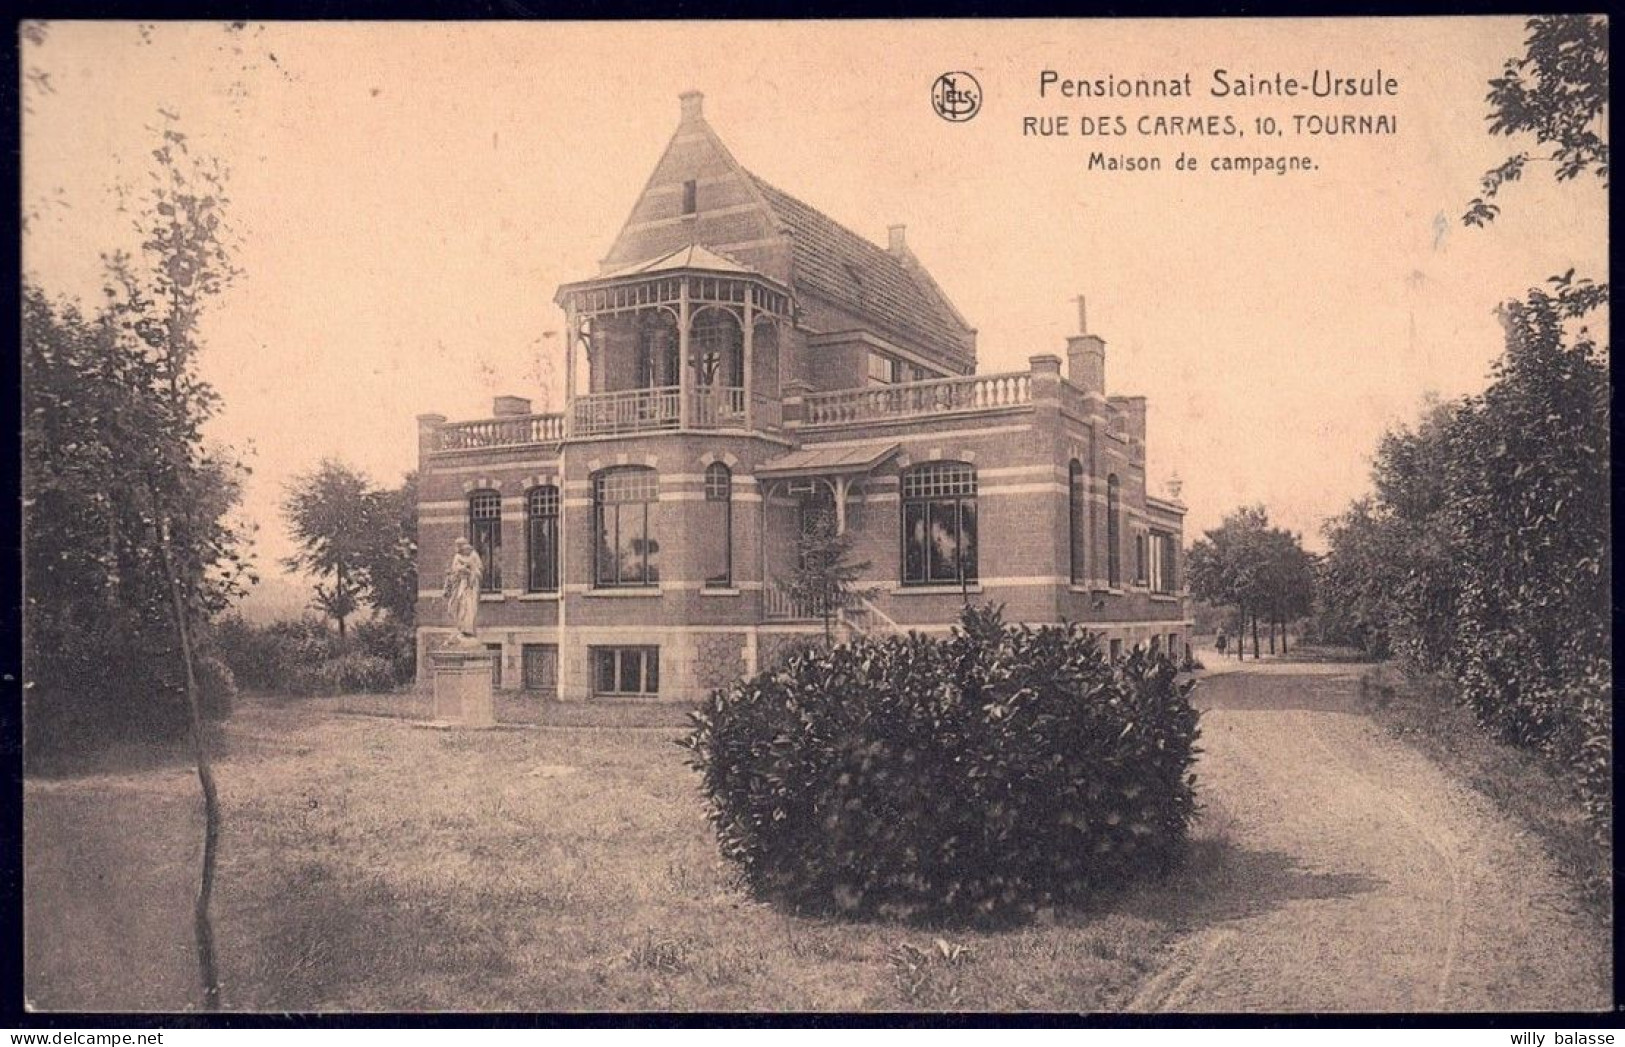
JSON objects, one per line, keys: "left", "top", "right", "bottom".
{"left": 756, "top": 441, "right": 901, "bottom": 480}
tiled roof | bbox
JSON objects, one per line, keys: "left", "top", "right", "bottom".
{"left": 598, "top": 243, "right": 758, "bottom": 280}
{"left": 745, "top": 174, "right": 973, "bottom": 361}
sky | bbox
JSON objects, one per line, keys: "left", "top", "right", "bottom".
{"left": 21, "top": 19, "right": 1609, "bottom": 607}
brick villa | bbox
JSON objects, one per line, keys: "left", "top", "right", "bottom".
{"left": 414, "top": 91, "right": 1189, "bottom": 701}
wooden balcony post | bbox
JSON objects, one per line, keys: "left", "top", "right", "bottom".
{"left": 563, "top": 300, "right": 578, "bottom": 437}
{"left": 678, "top": 279, "right": 692, "bottom": 430}
{"left": 742, "top": 297, "right": 754, "bottom": 432}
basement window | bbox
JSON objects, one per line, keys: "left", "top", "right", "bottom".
{"left": 591, "top": 646, "right": 660, "bottom": 697}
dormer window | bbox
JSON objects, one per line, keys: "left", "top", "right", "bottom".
{"left": 681, "top": 180, "right": 697, "bottom": 216}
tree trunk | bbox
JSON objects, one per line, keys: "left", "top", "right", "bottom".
{"left": 1269, "top": 619, "right": 1277, "bottom": 654}
{"left": 1236, "top": 607, "right": 1245, "bottom": 660}
{"left": 337, "top": 562, "right": 348, "bottom": 640}
{"left": 1252, "top": 613, "right": 1260, "bottom": 659}
{"left": 1282, "top": 622, "right": 1289, "bottom": 654}
{"left": 155, "top": 516, "right": 222, "bottom": 1012}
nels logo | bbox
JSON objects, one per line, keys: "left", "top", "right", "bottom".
{"left": 931, "top": 72, "right": 982, "bottom": 123}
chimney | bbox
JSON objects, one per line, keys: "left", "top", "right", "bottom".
{"left": 887, "top": 224, "right": 907, "bottom": 256}
{"left": 679, "top": 90, "right": 704, "bottom": 122}
{"left": 1167, "top": 473, "right": 1184, "bottom": 501}
{"left": 492, "top": 395, "right": 532, "bottom": 417}
{"left": 1111, "top": 395, "right": 1147, "bottom": 448}
{"left": 1065, "top": 295, "right": 1106, "bottom": 397}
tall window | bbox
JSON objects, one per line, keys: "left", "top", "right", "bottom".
{"left": 901, "top": 462, "right": 978, "bottom": 586}
{"left": 703, "top": 463, "right": 732, "bottom": 588}
{"left": 691, "top": 310, "right": 743, "bottom": 387}
{"left": 1068, "top": 459, "right": 1086, "bottom": 584}
{"left": 636, "top": 310, "right": 680, "bottom": 388}
{"left": 525, "top": 485, "right": 560, "bottom": 593}
{"left": 594, "top": 467, "right": 660, "bottom": 587}
{"left": 681, "top": 179, "right": 697, "bottom": 216}
{"left": 469, "top": 490, "right": 502, "bottom": 593}
{"left": 1151, "top": 532, "right": 1177, "bottom": 594}
{"left": 1135, "top": 533, "right": 1148, "bottom": 586}
{"left": 752, "top": 318, "right": 780, "bottom": 400}
{"left": 1106, "top": 474, "right": 1121, "bottom": 588}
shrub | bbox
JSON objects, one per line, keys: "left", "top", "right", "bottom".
{"left": 194, "top": 654, "right": 238, "bottom": 721}
{"left": 682, "top": 606, "right": 1201, "bottom": 923}
{"left": 209, "top": 613, "right": 290, "bottom": 691}
{"left": 354, "top": 617, "right": 417, "bottom": 685}
{"left": 293, "top": 653, "right": 398, "bottom": 696}
{"left": 210, "top": 613, "right": 416, "bottom": 695}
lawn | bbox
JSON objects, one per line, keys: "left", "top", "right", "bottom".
{"left": 25, "top": 691, "right": 1228, "bottom": 1013}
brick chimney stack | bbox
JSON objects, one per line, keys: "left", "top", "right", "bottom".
{"left": 888, "top": 224, "right": 907, "bottom": 257}
{"left": 679, "top": 90, "right": 704, "bottom": 122}
{"left": 1065, "top": 295, "right": 1106, "bottom": 398}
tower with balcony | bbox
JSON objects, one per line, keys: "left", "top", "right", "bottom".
{"left": 413, "top": 91, "right": 1189, "bottom": 702}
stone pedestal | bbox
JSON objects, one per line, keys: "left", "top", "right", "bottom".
{"left": 428, "top": 641, "right": 496, "bottom": 728}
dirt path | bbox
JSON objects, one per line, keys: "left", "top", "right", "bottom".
{"left": 1128, "top": 660, "right": 1611, "bottom": 1013}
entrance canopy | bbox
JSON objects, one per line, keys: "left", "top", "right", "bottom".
{"left": 757, "top": 441, "right": 900, "bottom": 534}
{"left": 757, "top": 441, "right": 900, "bottom": 481}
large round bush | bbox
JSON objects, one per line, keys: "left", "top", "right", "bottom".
{"left": 683, "top": 606, "right": 1201, "bottom": 922}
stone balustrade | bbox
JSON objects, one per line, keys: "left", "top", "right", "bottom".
{"left": 435, "top": 412, "right": 566, "bottom": 452}
{"left": 798, "top": 371, "right": 1033, "bottom": 427}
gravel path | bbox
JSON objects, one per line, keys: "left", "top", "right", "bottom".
{"left": 1128, "top": 661, "right": 1611, "bottom": 1013}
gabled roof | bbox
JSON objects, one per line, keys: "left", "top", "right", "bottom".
{"left": 744, "top": 173, "right": 974, "bottom": 362}
{"left": 598, "top": 243, "right": 758, "bottom": 280}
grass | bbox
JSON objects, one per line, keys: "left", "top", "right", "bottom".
{"left": 26, "top": 691, "right": 1235, "bottom": 1013}
{"left": 1356, "top": 663, "right": 1612, "bottom": 919}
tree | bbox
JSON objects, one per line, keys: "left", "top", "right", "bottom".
{"left": 780, "top": 504, "right": 874, "bottom": 643}
{"left": 1316, "top": 275, "right": 1609, "bottom": 838}
{"left": 359, "top": 471, "right": 418, "bottom": 625}
{"left": 282, "top": 459, "right": 378, "bottom": 638}
{"left": 23, "top": 114, "right": 249, "bottom": 1011}
{"left": 1186, "top": 506, "right": 1271, "bottom": 659}
{"left": 1258, "top": 528, "right": 1315, "bottom": 655}
{"left": 1465, "top": 15, "right": 1609, "bottom": 226}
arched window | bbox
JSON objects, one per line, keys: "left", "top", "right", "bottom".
{"left": 703, "top": 462, "right": 732, "bottom": 588}
{"left": 1106, "top": 474, "right": 1121, "bottom": 588}
{"left": 635, "top": 310, "right": 680, "bottom": 388}
{"left": 1068, "top": 459, "right": 1086, "bottom": 585}
{"left": 525, "top": 485, "right": 560, "bottom": 593}
{"left": 468, "top": 490, "right": 502, "bottom": 593}
{"left": 751, "top": 318, "right": 780, "bottom": 400}
{"left": 901, "top": 462, "right": 978, "bottom": 586}
{"left": 593, "top": 467, "right": 660, "bottom": 587}
{"left": 691, "top": 309, "right": 743, "bottom": 388}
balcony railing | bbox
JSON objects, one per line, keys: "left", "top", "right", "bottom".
{"left": 763, "top": 583, "right": 829, "bottom": 621}
{"left": 573, "top": 385, "right": 682, "bottom": 436}
{"left": 571, "top": 385, "right": 746, "bottom": 437}
{"left": 800, "top": 371, "right": 1033, "bottom": 427}
{"left": 689, "top": 385, "right": 746, "bottom": 428}
{"left": 437, "top": 412, "right": 566, "bottom": 451}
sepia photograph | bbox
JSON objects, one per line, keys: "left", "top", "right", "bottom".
{"left": 17, "top": 16, "right": 1611, "bottom": 1017}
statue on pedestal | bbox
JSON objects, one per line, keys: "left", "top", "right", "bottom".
{"left": 443, "top": 538, "right": 484, "bottom": 639}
